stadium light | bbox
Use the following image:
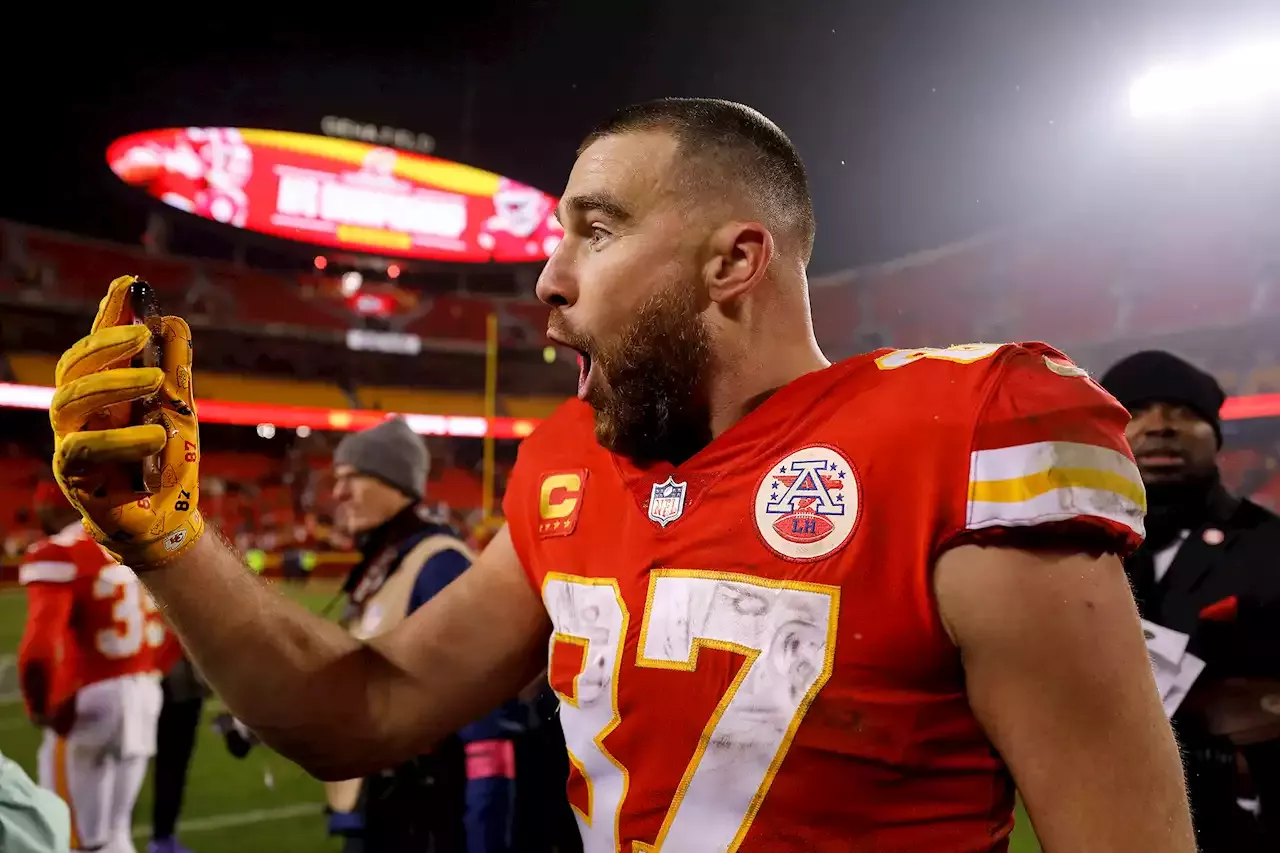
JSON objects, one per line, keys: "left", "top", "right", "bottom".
{"left": 340, "top": 271, "right": 363, "bottom": 296}
{"left": 1130, "top": 40, "right": 1280, "bottom": 119}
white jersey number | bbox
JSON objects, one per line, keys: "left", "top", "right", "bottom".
{"left": 544, "top": 571, "right": 839, "bottom": 853}
{"left": 93, "top": 564, "right": 166, "bottom": 659}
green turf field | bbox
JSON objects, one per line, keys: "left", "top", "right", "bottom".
{"left": 0, "top": 584, "right": 341, "bottom": 853}
{"left": 0, "top": 585, "right": 1041, "bottom": 852}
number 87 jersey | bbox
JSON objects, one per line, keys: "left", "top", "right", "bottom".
{"left": 503, "top": 342, "right": 1146, "bottom": 853}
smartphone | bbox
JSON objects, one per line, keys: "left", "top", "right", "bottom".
{"left": 126, "top": 279, "right": 165, "bottom": 494}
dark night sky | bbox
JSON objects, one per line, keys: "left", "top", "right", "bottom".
{"left": 2, "top": 1, "right": 1275, "bottom": 275}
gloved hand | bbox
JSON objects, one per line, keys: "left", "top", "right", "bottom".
{"left": 50, "top": 275, "right": 204, "bottom": 567}
{"left": 34, "top": 698, "right": 77, "bottom": 738}
{"left": 211, "top": 712, "right": 259, "bottom": 759}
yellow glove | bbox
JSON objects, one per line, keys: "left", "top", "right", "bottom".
{"left": 51, "top": 275, "right": 204, "bottom": 566}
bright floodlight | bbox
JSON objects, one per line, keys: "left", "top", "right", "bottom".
{"left": 340, "top": 271, "right": 363, "bottom": 296}
{"left": 1130, "top": 40, "right": 1280, "bottom": 119}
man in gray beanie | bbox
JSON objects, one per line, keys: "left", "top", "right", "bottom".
{"left": 332, "top": 417, "right": 431, "bottom": 535}
{"left": 321, "top": 418, "right": 522, "bottom": 853}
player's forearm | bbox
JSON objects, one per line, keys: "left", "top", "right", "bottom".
{"left": 139, "top": 532, "right": 395, "bottom": 777}
{"left": 989, "top": 630, "right": 1196, "bottom": 850}
{"left": 1018, "top": 713, "right": 1194, "bottom": 852}
{"left": 1006, "top": 611, "right": 1196, "bottom": 850}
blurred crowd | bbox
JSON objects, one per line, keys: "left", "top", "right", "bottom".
{"left": 0, "top": 430, "right": 516, "bottom": 564}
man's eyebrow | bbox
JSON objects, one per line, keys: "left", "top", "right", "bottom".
{"left": 554, "top": 193, "right": 633, "bottom": 225}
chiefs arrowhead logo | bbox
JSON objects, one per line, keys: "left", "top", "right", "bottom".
{"left": 163, "top": 529, "right": 188, "bottom": 552}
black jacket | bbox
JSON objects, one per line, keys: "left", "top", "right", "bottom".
{"left": 1126, "top": 485, "right": 1280, "bottom": 851}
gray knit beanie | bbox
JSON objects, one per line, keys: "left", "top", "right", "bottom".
{"left": 333, "top": 418, "right": 428, "bottom": 501}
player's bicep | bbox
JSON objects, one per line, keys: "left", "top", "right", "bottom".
{"left": 935, "top": 544, "right": 1194, "bottom": 851}
{"left": 365, "top": 525, "right": 551, "bottom": 757}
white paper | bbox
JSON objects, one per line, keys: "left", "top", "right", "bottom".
{"left": 1140, "top": 620, "right": 1205, "bottom": 718}
{"left": 1157, "top": 652, "right": 1206, "bottom": 718}
{"left": 1141, "top": 619, "right": 1190, "bottom": 667}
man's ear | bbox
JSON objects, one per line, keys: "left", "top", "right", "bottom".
{"left": 703, "top": 221, "right": 774, "bottom": 304}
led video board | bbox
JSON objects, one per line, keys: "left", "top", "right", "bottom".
{"left": 107, "top": 127, "right": 563, "bottom": 263}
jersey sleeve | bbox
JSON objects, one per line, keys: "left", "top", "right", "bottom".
{"left": 501, "top": 440, "right": 539, "bottom": 590}
{"left": 18, "top": 543, "right": 83, "bottom": 718}
{"left": 17, "top": 539, "right": 82, "bottom": 586}
{"left": 501, "top": 399, "right": 590, "bottom": 592}
{"left": 938, "top": 343, "right": 1146, "bottom": 557}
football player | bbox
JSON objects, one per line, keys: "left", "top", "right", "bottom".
{"left": 52, "top": 99, "right": 1195, "bottom": 851}
{"left": 19, "top": 482, "right": 169, "bottom": 853}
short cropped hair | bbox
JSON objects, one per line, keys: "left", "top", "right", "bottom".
{"left": 580, "top": 98, "right": 816, "bottom": 261}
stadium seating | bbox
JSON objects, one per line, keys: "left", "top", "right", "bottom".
{"left": 1243, "top": 365, "right": 1280, "bottom": 395}
{"left": 25, "top": 230, "right": 194, "bottom": 304}
{"left": 355, "top": 386, "right": 487, "bottom": 416}
{"left": 1251, "top": 470, "right": 1280, "bottom": 513}
{"left": 2, "top": 220, "right": 551, "bottom": 346}
{"left": 0, "top": 454, "right": 41, "bottom": 556}
{"left": 810, "top": 187, "right": 1279, "bottom": 356}
{"left": 214, "top": 269, "right": 349, "bottom": 330}
{"left": 430, "top": 466, "right": 484, "bottom": 509}
{"left": 203, "top": 452, "right": 282, "bottom": 481}
{"left": 502, "top": 395, "right": 568, "bottom": 419}
{"left": 197, "top": 372, "right": 353, "bottom": 409}
{"left": 6, "top": 352, "right": 56, "bottom": 386}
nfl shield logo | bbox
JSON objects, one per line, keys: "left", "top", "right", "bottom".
{"left": 648, "top": 476, "right": 688, "bottom": 528}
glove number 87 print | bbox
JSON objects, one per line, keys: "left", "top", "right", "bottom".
{"left": 542, "top": 570, "right": 840, "bottom": 853}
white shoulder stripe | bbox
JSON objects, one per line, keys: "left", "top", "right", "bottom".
{"left": 967, "top": 441, "right": 1146, "bottom": 539}
{"left": 19, "top": 561, "right": 78, "bottom": 584}
{"left": 971, "top": 441, "right": 1140, "bottom": 485}
{"left": 968, "top": 488, "right": 1146, "bottom": 538}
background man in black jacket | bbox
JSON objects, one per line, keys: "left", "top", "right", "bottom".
{"left": 1102, "top": 350, "right": 1280, "bottom": 852}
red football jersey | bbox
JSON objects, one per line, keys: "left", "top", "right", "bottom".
{"left": 18, "top": 524, "right": 167, "bottom": 716}
{"left": 503, "top": 343, "right": 1145, "bottom": 853}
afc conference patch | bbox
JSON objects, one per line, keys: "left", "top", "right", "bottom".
{"left": 754, "top": 444, "right": 860, "bottom": 561}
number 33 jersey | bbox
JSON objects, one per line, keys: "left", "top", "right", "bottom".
{"left": 19, "top": 524, "right": 169, "bottom": 717}
{"left": 503, "top": 342, "right": 1146, "bottom": 853}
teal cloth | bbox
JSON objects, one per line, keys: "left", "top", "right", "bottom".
{"left": 0, "top": 749, "right": 71, "bottom": 852}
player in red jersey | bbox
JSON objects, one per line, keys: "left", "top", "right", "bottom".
{"left": 54, "top": 99, "right": 1194, "bottom": 852}
{"left": 19, "top": 483, "right": 168, "bottom": 853}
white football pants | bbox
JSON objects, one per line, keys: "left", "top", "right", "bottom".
{"left": 37, "top": 674, "right": 162, "bottom": 853}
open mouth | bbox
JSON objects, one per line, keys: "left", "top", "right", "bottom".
{"left": 548, "top": 330, "right": 595, "bottom": 401}
{"left": 575, "top": 351, "right": 594, "bottom": 400}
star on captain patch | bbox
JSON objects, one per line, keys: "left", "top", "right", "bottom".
{"left": 647, "top": 476, "right": 688, "bottom": 528}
